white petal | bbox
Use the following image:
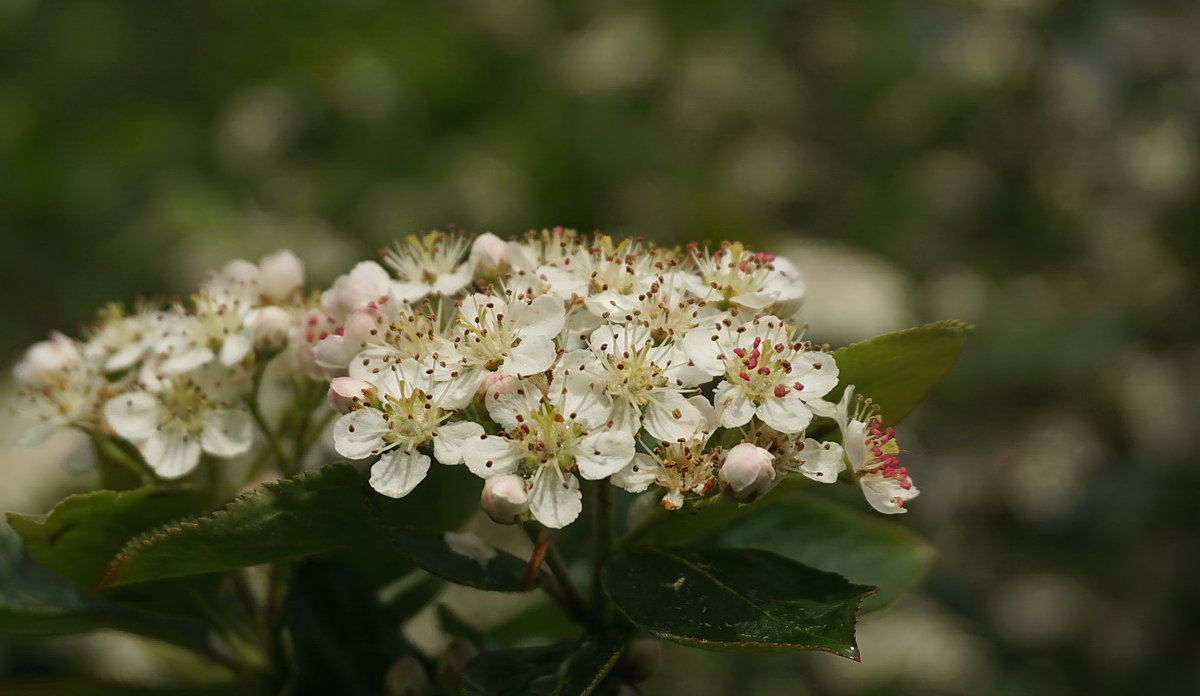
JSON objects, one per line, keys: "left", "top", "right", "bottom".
{"left": 610, "top": 454, "right": 659, "bottom": 493}
{"left": 431, "top": 265, "right": 473, "bottom": 296}
{"left": 429, "top": 368, "right": 487, "bottom": 410}
{"left": 501, "top": 336, "right": 556, "bottom": 377}
{"left": 432, "top": 421, "right": 486, "bottom": 465}
{"left": 860, "top": 474, "right": 919, "bottom": 514}
{"left": 370, "top": 450, "right": 431, "bottom": 498}
{"left": 791, "top": 351, "right": 840, "bottom": 398}
{"left": 574, "top": 430, "right": 635, "bottom": 480}
{"left": 161, "top": 345, "right": 215, "bottom": 374}
{"left": 529, "top": 467, "right": 582, "bottom": 529}
{"left": 142, "top": 425, "right": 202, "bottom": 479}
{"left": 794, "top": 439, "right": 843, "bottom": 483}
{"left": 332, "top": 408, "right": 392, "bottom": 460}
{"left": 103, "top": 392, "right": 162, "bottom": 442}
{"left": 536, "top": 266, "right": 587, "bottom": 299}
{"left": 200, "top": 409, "right": 254, "bottom": 458}
{"left": 584, "top": 291, "right": 640, "bottom": 320}
{"left": 643, "top": 391, "right": 706, "bottom": 442}
{"left": 483, "top": 378, "right": 543, "bottom": 431}
{"left": 460, "top": 436, "right": 521, "bottom": 478}
{"left": 509, "top": 295, "right": 565, "bottom": 339}
{"left": 219, "top": 333, "right": 253, "bottom": 366}
{"left": 757, "top": 393, "right": 813, "bottom": 434}
{"left": 679, "top": 326, "right": 725, "bottom": 376}
{"left": 843, "top": 419, "right": 869, "bottom": 470}
{"left": 714, "top": 381, "right": 754, "bottom": 428}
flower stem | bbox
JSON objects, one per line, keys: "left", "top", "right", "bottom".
{"left": 243, "top": 362, "right": 289, "bottom": 476}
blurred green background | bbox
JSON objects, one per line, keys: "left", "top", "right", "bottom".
{"left": 2, "top": 0, "right": 1198, "bottom": 694}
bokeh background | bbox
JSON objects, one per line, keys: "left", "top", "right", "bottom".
{"left": 2, "top": 0, "right": 1199, "bottom": 694}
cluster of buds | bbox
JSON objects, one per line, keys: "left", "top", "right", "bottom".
{"left": 11, "top": 229, "right": 920, "bottom": 525}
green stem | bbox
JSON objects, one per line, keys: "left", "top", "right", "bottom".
{"left": 243, "top": 364, "right": 289, "bottom": 475}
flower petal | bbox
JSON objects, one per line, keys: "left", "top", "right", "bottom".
{"left": 509, "top": 294, "right": 565, "bottom": 339}
{"left": 332, "top": 408, "right": 392, "bottom": 460}
{"left": 370, "top": 450, "right": 432, "bottom": 499}
{"left": 643, "top": 391, "right": 706, "bottom": 442}
{"left": 501, "top": 336, "right": 556, "bottom": 377}
{"left": 142, "top": 425, "right": 202, "bottom": 479}
{"left": 574, "top": 430, "right": 635, "bottom": 480}
{"left": 200, "top": 409, "right": 254, "bottom": 458}
{"left": 103, "top": 392, "right": 162, "bottom": 442}
{"left": 611, "top": 454, "right": 659, "bottom": 493}
{"left": 793, "top": 439, "right": 843, "bottom": 483}
{"left": 432, "top": 421, "right": 486, "bottom": 465}
{"left": 714, "top": 381, "right": 755, "bottom": 428}
{"left": 461, "top": 436, "right": 521, "bottom": 478}
{"left": 529, "top": 467, "right": 582, "bottom": 529}
{"left": 757, "top": 393, "right": 813, "bottom": 434}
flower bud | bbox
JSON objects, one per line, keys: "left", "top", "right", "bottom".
{"left": 720, "top": 443, "right": 777, "bottom": 502}
{"left": 480, "top": 474, "right": 530, "bottom": 524}
{"left": 470, "top": 232, "right": 509, "bottom": 274}
{"left": 327, "top": 377, "right": 377, "bottom": 414}
{"left": 257, "top": 250, "right": 305, "bottom": 300}
{"left": 247, "top": 306, "right": 294, "bottom": 352}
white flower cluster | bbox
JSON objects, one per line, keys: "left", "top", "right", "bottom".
{"left": 11, "top": 229, "right": 920, "bottom": 525}
{"left": 318, "top": 229, "right": 919, "bottom": 527}
{"left": 11, "top": 251, "right": 309, "bottom": 478}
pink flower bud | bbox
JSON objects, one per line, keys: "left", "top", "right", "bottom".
{"left": 327, "top": 377, "right": 377, "bottom": 414}
{"left": 480, "top": 474, "right": 529, "bottom": 524}
{"left": 257, "top": 250, "right": 305, "bottom": 300}
{"left": 720, "top": 443, "right": 777, "bottom": 502}
{"left": 470, "top": 233, "right": 509, "bottom": 274}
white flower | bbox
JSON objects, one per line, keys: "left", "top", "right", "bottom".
{"left": 331, "top": 358, "right": 479, "bottom": 498}
{"left": 320, "top": 260, "right": 397, "bottom": 322}
{"left": 720, "top": 443, "right": 777, "bottom": 502}
{"left": 834, "top": 386, "right": 919, "bottom": 514}
{"left": 560, "top": 324, "right": 708, "bottom": 442}
{"left": 441, "top": 293, "right": 565, "bottom": 381}
{"left": 103, "top": 369, "right": 253, "bottom": 479}
{"left": 610, "top": 395, "right": 720, "bottom": 510}
{"left": 327, "top": 377, "right": 377, "bottom": 414}
{"left": 480, "top": 474, "right": 530, "bottom": 524}
{"left": 783, "top": 438, "right": 844, "bottom": 484}
{"left": 682, "top": 315, "right": 838, "bottom": 434}
{"left": 12, "top": 333, "right": 104, "bottom": 445}
{"left": 82, "top": 305, "right": 167, "bottom": 374}
{"left": 382, "top": 232, "right": 473, "bottom": 301}
{"left": 686, "top": 243, "right": 805, "bottom": 315}
{"left": 461, "top": 372, "right": 635, "bottom": 528}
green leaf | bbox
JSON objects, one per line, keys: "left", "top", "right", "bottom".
{"left": 827, "top": 320, "right": 974, "bottom": 426}
{"left": 602, "top": 547, "right": 874, "bottom": 658}
{"left": 101, "top": 465, "right": 534, "bottom": 593}
{"left": 7, "top": 486, "right": 209, "bottom": 591}
{"left": 379, "top": 528, "right": 534, "bottom": 593}
{"left": 0, "top": 523, "right": 99, "bottom": 635}
{"left": 643, "top": 487, "right": 934, "bottom": 610}
{"left": 102, "top": 465, "right": 376, "bottom": 587}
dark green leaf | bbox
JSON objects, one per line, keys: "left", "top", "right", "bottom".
{"left": 602, "top": 547, "right": 874, "bottom": 658}
{"left": 381, "top": 528, "right": 534, "bottom": 593}
{"left": 7, "top": 486, "right": 209, "bottom": 591}
{"left": 0, "top": 523, "right": 98, "bottom": 635}
{"left": 102, "top": 465, "right": 376, "bottom": 587}
{"left": 101, "top": 464, "right": 534, "bottom": 594}
{"left": 825, "top": 320, "right": 974, "bottom": 429}
{"left": 643, "top": 487, "right": 933, "bottom": 610}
